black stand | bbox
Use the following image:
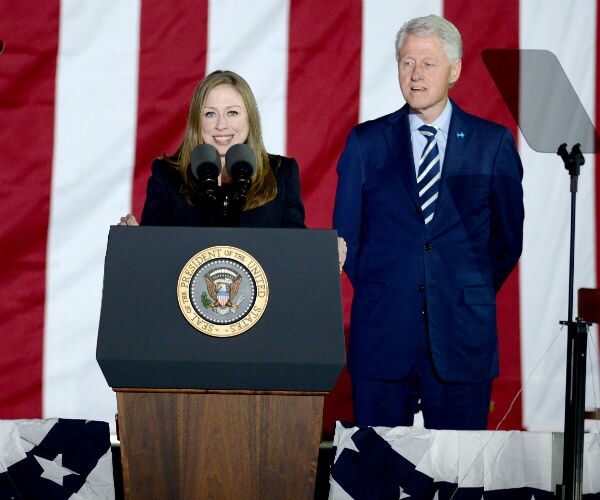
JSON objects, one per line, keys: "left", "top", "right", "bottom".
{"left": 480, "top": 49, "right": 600, "bottom": 499}
{"left": 555, "top": 143, "right": 590, "bottom": 500}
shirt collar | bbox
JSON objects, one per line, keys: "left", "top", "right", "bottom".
{"left": 409, "top": 99, "right": 453, "bottom": 135}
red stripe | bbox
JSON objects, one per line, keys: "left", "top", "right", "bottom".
{"left": 132, "top": 0, "right": 209, "bottom": 218}
{"left": 287, "top": 0, "right": 362, "bottom": 434}
{"left": 596, "top": 4, "right": 600, "bottom": 291}
{"left": 0, "top": 0, "right": 60, "bottom": 417}
{"left": 287, "top": 0, "right": 362, "bottom": 229}
{"left": 445, "top": 1, "right": 523, "bottom": 430}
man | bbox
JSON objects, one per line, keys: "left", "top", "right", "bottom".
{"left": 333, "top": 14, "right": 524, "bottom": 430}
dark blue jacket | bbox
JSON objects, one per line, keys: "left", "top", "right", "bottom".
{"left": 333, "top": 100, "right": 524, "bottom": 383}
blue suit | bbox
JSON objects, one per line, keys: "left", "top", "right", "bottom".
{"left": 333, "top": 100, "right": 524, "bottom": 404}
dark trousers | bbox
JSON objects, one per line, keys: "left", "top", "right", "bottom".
{"left": 351, "top": 319, "right": 493, "bottom": 430}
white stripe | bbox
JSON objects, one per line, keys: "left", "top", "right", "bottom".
{"left": 418, "top": 172, "right": 441, "bottom": 198}
{"left": 44, "top": 0, "right": 141, "bottom": 428}
{"left": 519, "top": 0, "right": 598, "bottom": 431}
{"left": 419, "top": 141, "right": 438, "bottom": 165}
{"left": 360, "top": 0, "right": 442, "bottom": 122}
{"left": 206, "top": 0, "right": 289, "bottom": 155}
{"left": 421, "top": 191, "right": 438, "bottom": 211}
{"left": 417, "top": 156, "right": 440, "bottom": 182}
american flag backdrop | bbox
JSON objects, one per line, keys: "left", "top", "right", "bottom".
{"left": 1, "top": 0, "right": 599, "bottom": 436}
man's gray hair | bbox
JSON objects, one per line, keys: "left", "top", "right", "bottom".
{"left": 395, "top": 14, "right": 462, "bottom": 63}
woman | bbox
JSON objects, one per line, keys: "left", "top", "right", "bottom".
{"left": 121, "top": 70, "right": 348, "bottom": 269}
{"left": 120, "top": 70, "right": 305, "bottom": 228}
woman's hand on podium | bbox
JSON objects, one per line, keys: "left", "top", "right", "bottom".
{"left": 118, "top": 214, "right": 139, "bottom": 226}
{"left": 337, "top": 236, "right": 347, "bottom": 274}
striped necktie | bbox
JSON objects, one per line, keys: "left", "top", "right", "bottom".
{"left": 417, "top": 125, "right": 441, "bottom": 224}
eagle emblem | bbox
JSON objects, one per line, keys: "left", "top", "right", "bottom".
{"left": 178, "top": 246, "right": 269, "bottom": 337}
{"left": 203, "top": 269, "right": 244, "bottom": 316}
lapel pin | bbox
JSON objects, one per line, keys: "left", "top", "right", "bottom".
{"left": 456, "top": 131, "right": 465, "bottom": 139}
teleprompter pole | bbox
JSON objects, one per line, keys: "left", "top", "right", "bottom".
{"left": 555, "top": 143, "right": 589, "bottom": 500}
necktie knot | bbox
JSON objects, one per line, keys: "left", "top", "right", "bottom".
{"left": 418, "top": 124, "right": 437, "bottom": 138}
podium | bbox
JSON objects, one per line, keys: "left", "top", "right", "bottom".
{"left": 96, "top": 226, "right": 346, "bottom": 499}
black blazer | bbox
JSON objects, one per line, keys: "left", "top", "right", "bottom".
{"left": 140, "top": 154, "right": 306, "bottom": 228}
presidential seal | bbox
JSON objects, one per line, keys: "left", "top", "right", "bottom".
{"left": 177, "top": 246, "right": 269, "bottom": 337}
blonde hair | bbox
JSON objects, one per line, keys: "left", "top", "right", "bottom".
{"left": 167, "top": 70, "right": 276, "bottom": 210}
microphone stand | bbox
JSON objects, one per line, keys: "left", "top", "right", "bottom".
{"left": 216, "top": 188, "right": 241, "bottom": 227}
{"left": 195, "top": 179, "right": 246, "bottom": 227}
{"left": 555, "top": 143, "right": 590, "bottom": 500}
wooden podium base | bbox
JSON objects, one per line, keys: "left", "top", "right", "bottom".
{"left": 115, "top": 389, "right": 325, "bottom": 500}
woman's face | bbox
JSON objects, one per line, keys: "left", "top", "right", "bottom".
{"left": 200, "top": 84, "right": 250, "bottom": 161}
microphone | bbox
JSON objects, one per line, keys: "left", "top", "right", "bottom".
{"left": 190, "top": 144, "right": 221, "bottom": 203}
{"left": 225, "top": 144, "right": 256, "bottom": 208}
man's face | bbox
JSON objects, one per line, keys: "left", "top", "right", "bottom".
{"left": 398, "top": 34, "right": 461, "bottom": 123}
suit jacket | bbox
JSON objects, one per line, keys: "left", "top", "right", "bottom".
{"left": 333, "top": 100, "right": 524, "bottom": 383}
{"left": 140, "top": 154, "right": 306, "bottom": 228}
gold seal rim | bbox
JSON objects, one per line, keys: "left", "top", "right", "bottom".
{"left": 177, "top": 245, "right": 269, "bottom": 338}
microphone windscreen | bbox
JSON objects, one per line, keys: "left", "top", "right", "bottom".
{"left": 190, "top": 144, "right": 221, "bottom": 180}
{"left": 225, "top": 144, "right": 256, "bottom": 177}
